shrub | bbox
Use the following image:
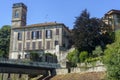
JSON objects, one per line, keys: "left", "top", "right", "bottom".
{"left": 92, "top": 46, "right": 103, "bottom": 57}
{"left": 79, "top": 51, "right": 88, "bottom": 62}
{"left": 30, "top": 52, "right": 39, "bottom": 61}
{"left": 67, "top": 49, "right": 79, "bottom": 67}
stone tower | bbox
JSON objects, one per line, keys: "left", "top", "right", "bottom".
{"left": 12, "top": 3, "right": 27, "bottom": 27}
{"left": 9, "top": 3, "right": 27, "bottom": 59}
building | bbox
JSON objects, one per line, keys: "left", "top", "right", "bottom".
{"left": 9, "top": 3, "right": 71, "bottom": 61}
{"left": 102, "top": 9, "right": 120, "bottom": 31}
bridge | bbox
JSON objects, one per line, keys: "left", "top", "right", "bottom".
{"left": 0, "top": 58, "right": 60, "bottom": 75}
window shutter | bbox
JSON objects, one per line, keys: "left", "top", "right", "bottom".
{"left": 18, "top": 32, "right": 20, "bottom": 40}
{"left": 47, "top": 41, "right": 50, "bottom": 49}
{"left": 26, "top": 42, "right": 30, "bottom": 50}
{"left": 31, "top": 31, "right": 33, "bottom": 39}
{"left": 38, "top": 41, "right": 42, "bottom": 49}
{"left": 40, "top": 31, "right": 42, "bottom": 39}
{"left": 50, "top": 30, "right": 52, "bottom": 38}
{"left": 56, "top": 29, "right": 59, "bottom": 35}
{"left": 18, "top": 43, "right": 22, "bottom": 51}
{"left": 46, "top": 30, "right": 48, "bottom": 38}
{"left": 36, "top": 31, "right": 39, "bottom": 39}
{"left": 32, "top": 42, "right": 36, "bottom": 50}
{"left": 27, "top": 31, "right": 30, "bottom": 40}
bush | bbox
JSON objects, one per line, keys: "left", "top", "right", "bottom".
{"left": 85, "top": 57, "right": 101, "bottom": 63}
{"left": 79, "top": 51, "right": 88, "bottom": 62}
{"left": 45, "top": 53, "right": 58, "bottom": 63}
{"left": 30, "top": 52, "right": 39, "bottom": 61}
{"left": 92, "top": 46, "right": 103, "bottom": 57}
{"left": 103, "top": 30, "right": 120, "bottom": 80}
{"left": 67, "top": 49, "right": 79, "bottom": 67}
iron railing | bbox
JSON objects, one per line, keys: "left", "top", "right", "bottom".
{"left": 0, "top": 58, "right": 60, "bottom": 69}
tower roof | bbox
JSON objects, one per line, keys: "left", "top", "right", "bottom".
{"left": 13, "top": 2, "right": 27, "bottom": 10}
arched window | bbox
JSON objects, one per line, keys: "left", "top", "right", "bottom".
{"left": 14, "top": 10, "right": 19, "bottom": 18}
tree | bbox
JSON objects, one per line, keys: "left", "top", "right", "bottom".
{"left": 0, "top": 25, "right": 11, "bottom": 57}
{"left": 103, "top": 30, "right": 120, "bottom": 80}
{"left": 73, "top": 9, "right": 112, "bottom": 53}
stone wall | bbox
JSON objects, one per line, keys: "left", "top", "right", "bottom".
{"left": 56, "top": 61, "right": 106, "bottom": 75}
{"left": 56, "top": 65, "right": 106, "bottom": 75}
{"left": 56, "top": 68, "right": 69, "bottom": 75}
{"left": 0, "top": 73, "right": 28, "bottom": 80}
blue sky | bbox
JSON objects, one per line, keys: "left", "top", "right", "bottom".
{"left": 1, "top": 0, "right": 120, "bottom": 29}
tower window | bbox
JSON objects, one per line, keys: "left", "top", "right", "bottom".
{"left": 14, "top": 10, "right": 19, "bottom": 18}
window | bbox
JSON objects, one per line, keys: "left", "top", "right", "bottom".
{"left": 18, "top": 54, "right": 21, "bottom": 59}
{"left": 25, "top": 54, "right": 30, "bottom": 59}
{"left": 32, "top": 42, "right": 36, "bottom": 50}
{"left": 14, "top": 10, "right": 19, "bottom": 18}
{"left": 55, "top": 40, "right": 59, "bottom": 46}
{"left": 36, "top": 31, "right": 42, "bottom": 39}
{"left": 18, "top": 43, "right": 22, "bottom": 51}
{"left": 26, "top": 42, "right": 30, "bottom": 50}
{"left": 26, "top": 31, "right": 30, "bottom": 40}
{"left": 18, "top": 32, "right": 22, "bottom": 40}
{"left": 46, "top": 41, "right": 50, "bottom": 49}
{"left": 38, "top": 41, "right": 42, "bottom": 49}
{"left": 46, "top": 30, "right": 52, "bottom": 39}
{"left": 63, "top": 30, "right": 66, "bottom": 36}
{"left": 31, "top": 31, "right": 37, "bottom": 39}
{"left": 36, "top": 31, "right": 39, "bottom": 39}
{"left": 22, "top": 13, "right": 26, "bottom": 20}
{"left": 56, "top": 29, "right": 59, "bottom": 35}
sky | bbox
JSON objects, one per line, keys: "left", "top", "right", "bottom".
{"left": 1, "top": 0, "right": 120, "bottom": 29}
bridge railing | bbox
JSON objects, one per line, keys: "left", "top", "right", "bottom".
{"left": 0, "top": 58, "right": 60, "bottom": 69}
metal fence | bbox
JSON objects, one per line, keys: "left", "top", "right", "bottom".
{"left": 0, "top": 58, "right": 60, "bottom": 69}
